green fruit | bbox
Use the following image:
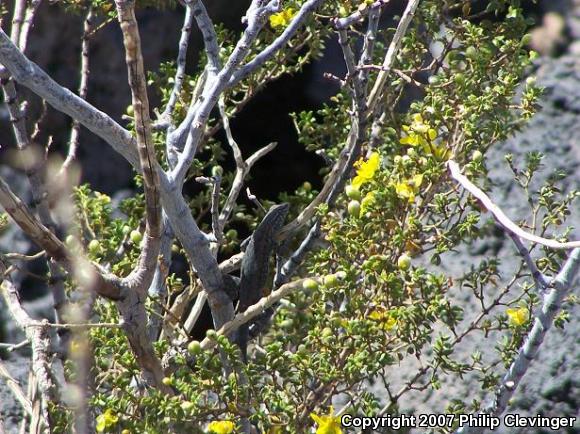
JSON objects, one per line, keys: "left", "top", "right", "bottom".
{"left": 397, "top": 253, "right": 412, "bottom": 271}
{"left": 471, "top": 150, "right": 483, "bottom": 163}
{"left": 521, "top": 33, "right": 532, "bottom": 46}
{"left": 280, "top": 319, "right": 294, "bottom": 330}
{"left": 225, "top": 229, "right": 238, "bottom": 240}
{"left": 428, "top": 75, "right": 440, "bottom": 85}
{"left": 180, "top": 401, "right": 194, "bottom": 412}
{"left": 122, "top": 225, "right": 131, "bottom": 235}
{"left": 345, "top": 184, "right": 361, "bottom": 201}
{"left": 206, "top": 329, "right": 217, "bottom": 340}
{"left": 348, "top": 200, "right": 361, "bottom": 218}
{"left": 65, "top": 235, "right": 76, "bottom": 246}
{"left": 323, "top": 274, "right": 339, "bottom": 288}
{"left": 130, "top": 230, "right": 142, "bottom": 244}
{"left": 465, "top": 46, "right": 478, "bottom": 60}
{"left": 302, "top": 278, "right": 319, "bottom": 291}
{"left": 88, "top": 239, "right": 101, "bottom": 254}
{"left": 126, "top": 105, "right": 134, "bottom": 116}
{"left": 302, "top": 181, "right": 312, "bottom": 192}
{"left": 211, "top": 166, "right": 223, "bottom": 177}
{"left": 321, "top": 327, "right": 333, "bottom": 338}
{"left": 161, "top": 377, "right": 173, "bottom": 386}
{"left": 454, "top": 73, "right": 466, "bottom": 85}
{"left": 187, "top": 340, "right": 202, "bottom": 356}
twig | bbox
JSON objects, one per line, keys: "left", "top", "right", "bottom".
{"left": 0, "top": 359, "right": 33, "bottom": 418}
{"left": 218, "top": 142, "right": 277, "bottom": 232}
{"left": 62, "top": 6, "right": 94, "bottom": 175}
{"left": 18, "top": 0, "right": 42, "bottom": 51}
{"left": 2, "top": 251, "right": 46, "bottom": 262}
{"left": 367, "top": 0, "right": 421, "bottom": 113}
{"left": 0, "top": 269, "right": 57, "bottom": 429}
{"left": 197, "top": 277, "right": 317, "bottom": 352}
{"left": 447, "top": 160, "right": 580, "bottom": 249}
{"left": 455, "top": 248, "right": 580, "bottom": 434}
{"left": 246, "top": 187, "right": 266, "bottom": 213}
{"left": 334, "top": 0, "right": 392, "bottom": 30}
{"left": 159, "top": 2, "right": 194, "bottom": 125}
{"left": 114, "top": 0, "right": 169, "bottom": 393}
{"left": 0, "top": 339, "right": 30, "bottom": 351}
{"left": 197, "top": 175, "right": 223, "bottom": 242}
{"left": 228, "top": 0, "right": 325, "bottom": 87}
{"left": 358, "top": 3, "right": 381, "bottom": 95}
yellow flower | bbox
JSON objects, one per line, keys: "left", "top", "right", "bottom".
{"left": 506, "top": 307, "right": 529, "bottom": 327}
{"left": 96, "top": 409, "right": 118, "bottom": 433}
{"left": 352, "top": 152, "right": 380, "bottom": 188}
{"left": 269, "top": 8, "right": 295, "bottom": 29}
{"left": 395, "top": 173, "right": 423, "bottom": 203}
{"left": 400, "top": 114, "right": 451, "bottom": 160}
{"left": 207, "top": 421, "right": 235, "bottom": 434}
{"left": 311, "top": 407, "right": 343, "bottom": 434}
{"left": 369, "top": 308, "right": 397, "bottom": 330}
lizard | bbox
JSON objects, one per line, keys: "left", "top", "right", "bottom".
{"left": 234, "top": 202, "right": 290, "bottom": 362}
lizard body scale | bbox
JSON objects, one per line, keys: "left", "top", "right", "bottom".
{"left": 235, "top": 202, "right": 289, "bottom": 361}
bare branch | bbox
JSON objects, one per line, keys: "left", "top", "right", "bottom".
{"left": 0, "top": 359, "right": 33, "bottom": 418}
{"left": 159, "top": 3, "right": 194, "bottom": 125}
{"left": 115, "top": 0, "right": 162, "bottom": 290}
{"left": 228, "top": 0, "right": 325, "bottom": 87}
{"left": 171, "top": 1, "right": 283, "bottom": 185}
{"left": 197, "top": 277, "right": 318, "bottom": 352}
{"left": 113, "top": 0, "right": 170, "bottom": 393}
{"left": 0, "top": 175, "right": 122, "bottom": 299}
{"left": 447, "top": 160, "right": 580, "bottom": 249}
{"left": 62, "top": 6, "right": 95, "bottom": 175}
{"left": 367, "top": 0, "right": 421, "bottom": 113}
{"left": 455, "top": 248, "right": 580, "bottom": 434}
{"left": 0, "top": 29, "right": 140, "bottom": 169}
{"left": 0, "top": 269, "right": 57, "bottom": 429}
{"left": 334, "top": 0, "right": 392, "bottom": 30}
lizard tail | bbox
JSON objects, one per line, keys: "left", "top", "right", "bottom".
{"left": 236, "top": 323, "right": 249, "bottom": 363}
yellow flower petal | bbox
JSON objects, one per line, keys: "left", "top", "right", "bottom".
{"left": 96, "top": 409, "right": 118, "bottom": 433}
{"left": 96, "top": 415, "right": 106, "bottom": 433}
{"left": 269, "top": 8, "right": 295, "bottom": 29}
{"left": 506, "top": 307, "right": 529, "bottom": 326}
{"left": 412, "top": 173, "right": 423, "bottom": 187}
{"left": 412, "top": 113, "right": 423, "bottom": 123}
{"left": 208, "top": 420, "right": 235, "bottom": 434}
{"left": 311, "top": 407, "right": 343, "bottom": 434}
{"left": 352, "top": 152, "right": 380, "bottom": 187}
{"left": 395, "top": 181, "right": 418, "bottom": 203}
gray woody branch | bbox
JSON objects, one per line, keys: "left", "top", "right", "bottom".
{"left": 0, "top": 263, "right": 56, "bottom": 431}
{"left": 0, "top": 27, "right": 229, "bottom": 339}
{"left": 454, "top": 249, "right": 580, "bottom": 434}
{"left": 448, "top": 160, "right": 580, "bottom": 434}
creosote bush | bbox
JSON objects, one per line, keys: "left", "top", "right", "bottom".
{"left": 0, "top": 1, "right": 579, "bottom": 434}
